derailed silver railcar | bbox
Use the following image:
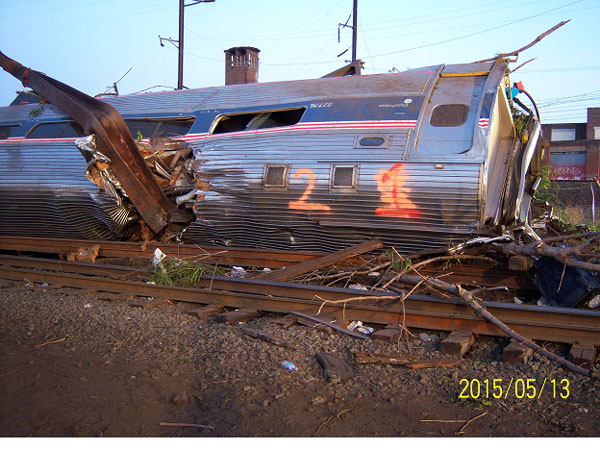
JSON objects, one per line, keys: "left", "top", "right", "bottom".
{"left": 0, "top": 59, "right": 543, "bottom": 253}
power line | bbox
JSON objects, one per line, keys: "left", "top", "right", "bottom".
{"left": 0, "top": 5, "right": 173, "bottom": 36}
{"left": 368, "top": 0, "right": 583, "bottom": 58}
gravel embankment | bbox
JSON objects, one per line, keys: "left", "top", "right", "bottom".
{"left": 1, "top": 278, "right": 599, "bottom": 437}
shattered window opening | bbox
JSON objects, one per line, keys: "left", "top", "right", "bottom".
{"left": 430, "top": 104, "right": 469, "bottom": 127}
{"left": 0, "top": 124, "right": 20, "bottom": 140}
{"left": 26, "top": 121, "right": 65, "bottom": 138}
{"left": 125, "top": 118, "right": 195, "bottom": 140}
{"left": 211, "top": 108, "right": 306, "bottom": 134}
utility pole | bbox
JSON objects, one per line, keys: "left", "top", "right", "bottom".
{"left": 352, "top": 0, "right": 358, "bottom": 63}
{"left": 175, "top": 0, "right": 215, "bottom": 90}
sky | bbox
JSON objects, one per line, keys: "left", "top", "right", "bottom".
{"left": 1, "top": 0, "right": 599, "bottom": 124}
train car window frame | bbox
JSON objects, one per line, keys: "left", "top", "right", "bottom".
{"left": 25, "top": 121, "right": 68, "bottom": 139}
{"left": 354, "top": 135, "right": 390, "bottom": 149}
{"left": 430, "top": 104, "right": 469, "bottom": 127}
{"left": 263, "top": 164, "right": 289, "bottom": 188}
{"left": 0, "top": 124, "right": 20, "bottom": 140}
{"left": 210, "top": 107, "right": 306, "bottom": 135}
{"left": 125, "top": 117, "right": 195, "bottom": 140}
{"left": 330, "top": 165, "right": 358, "bottom": 190}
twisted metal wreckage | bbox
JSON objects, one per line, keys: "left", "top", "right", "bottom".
{"left": 0, "top": 51, "right": 545, "bottom": 254}
{"left": 1, "top": 26, "right": 600, "bottom": 376}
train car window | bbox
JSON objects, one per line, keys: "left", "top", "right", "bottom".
{"left": 212, "top": 108, "right": 305, "bottom": 134}
{"left": 155, "top": 119, "right": 195, "bottom": 138}
{"left": 430, "top": 104, "right": 469, "bottom": 127}
{"left": 331, "top": 165, "right": 357, "bottom": 189}
{"left": 59, "top": 122, "right": 85, "bottom": 138}
{"left": 125, "top": 120, "right": 159, "bottom": 140}
{"left": 264, "top": 165, "right": 288, "bottom": 187}
{"left": 26, "top": 122, "right": 69, "bottom": 138}
{"left": 0, "top": 125, "right": 20, "bottom": 140}
{"left": 359, "top": 137, "right": 385, "bottom": 147}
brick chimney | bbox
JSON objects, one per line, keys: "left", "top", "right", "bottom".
{"left": 224, "top": 46, "right": 260, "bottom": 85}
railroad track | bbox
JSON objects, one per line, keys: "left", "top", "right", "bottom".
{"left": 0, "top": 253, "right": 599, "bottom": 345}
{"left": 0, "top": 236, "right": 534, "bottom": 289}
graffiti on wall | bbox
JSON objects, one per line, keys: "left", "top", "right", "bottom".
{"left": 288, "top": 168, "right": 331, "bottom": 212}
{"left": 374, "top": 162, "right": 421, "bottom": 218}
{"left": 550, "top": 165, "right": 586, "bottom": 181}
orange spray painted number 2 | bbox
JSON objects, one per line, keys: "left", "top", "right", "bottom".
{"left": 288, "top": 169, "right": 331, "bottom": 212}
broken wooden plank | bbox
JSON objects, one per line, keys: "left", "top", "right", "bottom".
{"left": 255, "top": 239, "right": 383, "bottom": 282}
{"left": 354, "top": 352, "right": 408, "bottom": 365}
{"left": 403, "top": 358, "right": 461, "bottom": 369}
{"left": 440, "top": 331, "right": 475, "bottom": 358}
{"left": 289, "top": 311, "right": 368, "bottom": 339}
{"left": 242, "top": 328, "right": 295, "bottom": 349}
{"left": 213, "top": 308, "right": 261, "bottom": 324}
{"left": 185, "top": 304, "right": 225, "bottom": 320}
{"left": 569, "top": 343, "right": 597, "bottom": 366}
{"left": 273, "top": 314, "right": 297, "bottom": 328}
{"left": 503, "top": 339, "right": 534, "bottom": 363}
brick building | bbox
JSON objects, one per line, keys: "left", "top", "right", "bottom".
{"left": 224, "top": 47, "right": 260, "bottom": 86}
{"left": 542, "top": 107, "right": 600, "bottom": 180}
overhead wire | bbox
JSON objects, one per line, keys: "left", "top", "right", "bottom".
{"left": 368, "top": 0, "right": 584, "bottom": 58}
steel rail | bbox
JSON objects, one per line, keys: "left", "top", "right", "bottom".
{"left": 0, "top": 236, "right": 333, "bottom": 268}
{"left": 0, "top": 255, "right": 598, "bottom": 344}
{"left": 0, "top": 236, "right": 534, "bottom": 289}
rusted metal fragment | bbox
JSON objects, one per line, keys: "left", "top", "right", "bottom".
{"left": 65, "top": 245, "right": 100, "bottom": 263}
{"left": 0, "top": 51, "right": 173, "bottom": 233}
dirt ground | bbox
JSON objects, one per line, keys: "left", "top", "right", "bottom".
{"left": 1, "top": 279, "right": 599, "bottom": 438}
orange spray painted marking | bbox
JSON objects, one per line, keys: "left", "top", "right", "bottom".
{"left": 288, "top": 168, "right": 331, "bottom": 212}
{"left": 374, "top": 162, "right": 421, "bottom": 218}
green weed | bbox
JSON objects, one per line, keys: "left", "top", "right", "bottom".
{"left": 153, "top": 257, "right": 225, "bottom": 287}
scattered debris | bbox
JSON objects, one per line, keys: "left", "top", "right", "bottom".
{"left": 439, "top": 331, "right": 474, "bottom": 358}
{"left": 186, "top": 304, "right": 225, "bottom": 320}
{"left": 255, "top": 240, "right": 383, "bottom": 282}
{"left": 290, "top": 311, "right": 368, "bottom": 340}
{"left": 403, "top": 358, "right": 461, "bottom": 370}
{"left": 213, "top": 308, "right": 261, "bottom": 324}
{"left": 243, "top": 328, "right": 295, "bottom": 349}
{"left": 64, "top": 245, "right": 100, "bottom": 263}
{"left": 281, "top": 361, "right": 297, "bottom": 371}
{"left": 159, "top": 422, "right": 214, "bottom": 430}
{"left": 347, "top": 320, "right": 374, "bottom": 335}
{"left": 315, "top": 353, "right": 353, "bottom": 384}
{"left": 354, "top": 352, "right": 408, "bottom": 365}
{"left": 33, "top": 337, "right": 66, "bottom": 348}
{"left": 171, "top": 392, "right": 190, "bottom": 406}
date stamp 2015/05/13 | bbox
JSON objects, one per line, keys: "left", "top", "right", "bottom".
{"left": 458, "top": 378, "right": 570, "bottom": 400}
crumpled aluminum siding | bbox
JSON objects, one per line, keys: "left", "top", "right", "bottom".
{"left": 183, "top": 129, "right": 482, "bottom": 253}
{"left": 0, "top": 141, "right": 134, "bottom": 239}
